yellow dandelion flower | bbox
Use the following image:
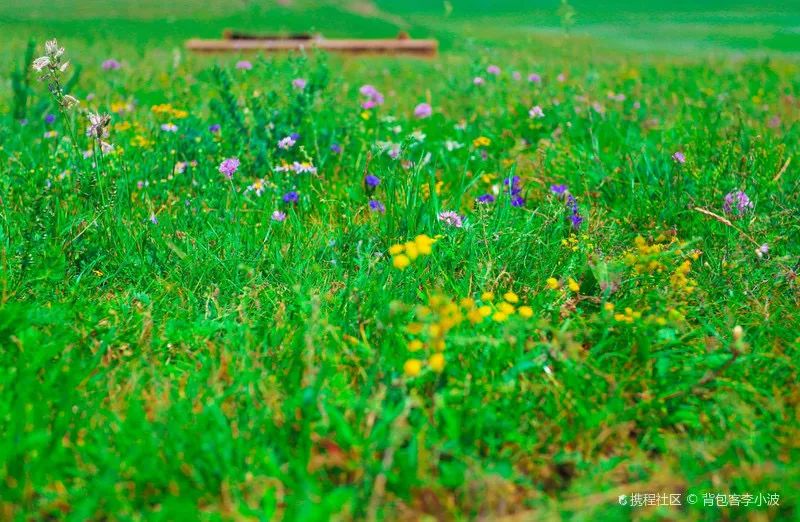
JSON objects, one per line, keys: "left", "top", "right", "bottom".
{"left": 492, "top": 311, "right": 508, "bottom": 323}
{"left": 478, "top": 305, "right": 492, "bottom": 318}
{"left": 604, "top": 302, "right": 615, "bottom": 312}
{"left": 406, "top": 322, "right": 424, "bottom": 334}
{"left": 518, "top": 306, "right": 533, "bottom": 318}
{"left": 498, "top": 302, "right": 515, "bottom": 315}
{"left": 428, "top": 353, "right": 445, "bottom": 373}
{"left": 389, "top": 244, "right": 405, "bottom": 255}
{"left": 546, "top": 277, "right": 560, "bottom": 290}
{"left": 393, "top": 254, "right": 410, "bottom": 270}
{"left": 503, "top": 291, "right": 519, "bottom": 304}
{"left": 404, "top": 241, "right": 419, "bottom": 260}
{"left": 408, "top": 339, "right": 424, "bottom": 352}
{"left": 481, "top": 291, "right": 494, "bottom": 301}
{"left": 404, "top": 359, "right": 422, "bottom": 377}
{"left": 460, "top": 297, "right": 475, "bottom": 308}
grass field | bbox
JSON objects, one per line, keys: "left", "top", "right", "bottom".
{"left": 2, "top": 1, "right": 800, "bottom": 520}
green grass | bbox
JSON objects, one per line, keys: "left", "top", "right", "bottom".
{"left": 1, "top": 1, "right": 800, "bottom": 520}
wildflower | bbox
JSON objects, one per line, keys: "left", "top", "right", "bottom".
{"left": 330, "top": 143, "right": 342, "bottom": 154}
{"left": 209, "top": 123, "right": 221, "bottom": 133}
{"left": 529, "top": 105, "right": 545, "bottom": 119}
{"left": 546, "top": 277, "right": 560, "bottom": 290}
{"left": 428, "top": 353, "right": 445, "bottom": 373}
{"left": 481, "top": 291, "right": 494, "bottom": 301}
{"left": 102, "top": 59, "right": 121, "bottom": 70}
{"left": 528, "top": 73, "right": 542, "bottom": 83}
{"left": 672, "top": 151, "right": 686, "bottom": 164}
{"left": 756, "top": 243, "right": 769, "bottom": 258}
{"left": 476, "top": 193, "right": 495, "bottom": 204}
{"left": 473, "top": 76, "right": 485, "bottom": 85}
{"left": 364, "top": 174, "right": 381, "bottom": 188}
{"left": 550, "top": 184, "right": 568, "bottom": 196}
{"left": 44, "top": 113, "right": 56, "bottom": 124}
{"left": 403, "top": 359, "right": 422, "bottom": 377}
{"left": 487, "top": 65, "right": 501, "bottom": 75}
{"left": 359, "top": 84, "right": 384, "bottom": 108}
{"left": 566, "top": 194, "right": 583, "bottom": 229}
{"left": 492, "top": 311, "right": 508, "bottom": 322}
{"left": 438, "top": 211, "right": 463, "bottom": 228}
{"left": 393, "top": 254, "right": 411, "bottom": 270}
{"left": 277, "top": 135, "right": 296, "bottom": 149}
{"left": 235, "top": 60, "right": 253, "bottom": 70}
{"left": 503, "top": 291, "right": 519, "bottom": 304}
{"left": 43, "top": 130, "right": 58, "bottom": 139}
{"left": 218, "top": 157, "right": 240, "bottom": 179}
{"left": 511, "top": 195, "right": 525, "bottom": 207}
{"left": 283, "top": 191, "right": 299, "bottom": 203}
{"left": 368, "top": 200, "right": 385, "bottom": 213}
{"left": 518, "top": 306, "right": 533, "bottom": 318}
{"left": 722, "top": 190, "right": 753, "bottom": 216}
{"left": 292, "top": 78, "right": 307, "bottom": 90}
{"left": 413, "top": 103, "right": 432, "bottom": 119}
{"left": 32, "top": 56, "right": 51, "bottom": 72}
{"left": 161, "top": 123, "right": 178, "bottom": 132}
{"left": 85, "top": 113, "right": 111, "bottom": 140}
{"left": 149, "top": 213, "right": 158, "bottom": 224}
{"left": 271, "top": 210, "right": 287, "bottom": 222}
{"left": 444, "top": 140, "right": 463, "bottom": 151}
{"left": 512, "top": 71, "right": 521, "bottom": 81}
{"left": 567, "top": 277, "right": 580, "bottom": 292}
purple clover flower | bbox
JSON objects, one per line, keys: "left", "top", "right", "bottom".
{"left": 438, "top": 210, "right": 463, "bottom": 228}
{"left": 414, "top": 103, "right": 432, "bottom": 119}
{"left": 487, "top": 65, "right": 501, "bottom": 75}
{"left": 271, "top": 210, "right": 287, "bottom": 222}
{"left": 102, "top": 59, "right": 121, "bottom": 70}
{"left": 672, "top": 151, "right": 686, "bottom": 164}
{"left": 292, "top": 78, "right": 307, "bottom": 90}
{"left": 235, "top": 60, "right": 253, "bottom": 70}
{"left": 218, "top": 157, "right": 240, "bottom": 179}
{"left": 723, "top": 190, "right": 753, "bottom": 216}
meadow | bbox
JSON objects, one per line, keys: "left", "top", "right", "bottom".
{"left": 1, "top": 1, "right": 799, "bottom": 520}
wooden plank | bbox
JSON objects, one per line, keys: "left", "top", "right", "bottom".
{"left": 185, "top": 38, "right": 438, "bottom": 57}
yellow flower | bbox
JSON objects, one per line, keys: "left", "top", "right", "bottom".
{"left": 460, "top": 297, "right": 475, "bottom": 308}
{"left": 481, "top": 291, "right": 494, "bottom": 301}
{"left": 389, "top": 244, "right": 405, "bottom": 255}
{"left": 518, "top": 306, "right": 533, "bottom": 318}
{"left": 497, "top": 302, "right": 515, "bottom": 315}
{"left": 567, "top": 278, "right": 580, "bottom": 292}
{"left": 393, "top": 254, "right": 410, "bottom": 270}
{"left": 404, "top": 241, "right": 419, "bottom": 260}
{"left": 404, "top": 359, "right": 422, "bottom": 377}
{"left": 406, "top": 322, "right": 424, "bottom": 334}
{"left": 467, "top": 308, "right": 484, "bottom": 324}
{"left": 478, "top": 305, "right": 492, "bottom": 318}
{"left": 428, "top": 353, "right": 445, "bottom": 373}
{"left": 360, "top": 111, "right": 371, "bottom": 120}
{"left": 472, "top": 136, "right": 491, "bottom": 147}
{"left": 546, "top": 277, "right": 560, "bottom": 290}
{"left": 503, "top": 291, "right": 519, "bottom": 304}
{"left": 492, "top": 311, "right": 508, "bottom": 323}
{"left": 408, "top": 339, "right": 424, "bottom": 352}
{"left": 604, "top": 302, "right": 615, "bottom": 312}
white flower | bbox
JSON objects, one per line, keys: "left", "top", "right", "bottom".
{"left": 59, "top": 61, "right": 70, "bottom": 72}
{"left": 45, "top": 39, "right": 64, "bottom": 58}
{"left": 444, "top": 140, "right": 463, "bottom": 151}
{"left": 61, "top": 94, "right": 79, "bottom": 108}
{"left": 86, "top": 112, "right": 110, "bottom": 139}
{"left": 529, "top": 105, "right": 545, "bottom": 119}
{"left": 32, "top": 56, "right": 50, "bottom": 71}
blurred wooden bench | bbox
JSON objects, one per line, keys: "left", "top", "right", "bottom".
{"left": 186, "top": 31, "right": 438, "bottom": 57}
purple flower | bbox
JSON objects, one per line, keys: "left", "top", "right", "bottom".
{"left": 511, "top": 195, "right": 525, "bottom": 207}
{"left": 566, "top": 195, "right": 583, "bottom": 229}
{"left": 283, "top": 191, "right": 299, "bottom": 203}
{"left": 235, "top": 60, "right": 253, "bottom": 70}
{"left": 218, "top": 157, "right": 240, "bottom": 179}
{"left": 271, "top": 210, "right": 287, "bottom": 222}
{"left": 476, "top": 193, "right": 495, "bottom": 204}
{"left": 209, "top": 123, "right": 221, "bottom": 133}
{"left": 672, "top": 151, "right": 686, "bottom": 164}
{"left": 550, "top": 184, "right": 568, "bottom": 196}
{"left": 438, "top": 210, "right": 463, "bottom": 228}
{"left": 529, "top": 105, "right": 545, "bottom": 119}
{"left": 723, "top": 190, "right": 753, "bottom": 216}
{"left": 330, "top": 143, "right": 342, "bottom": 154}
{"left": 368, "top": 200, "right": 385, "bottom": 213}
{"left": 359, "top": 84, "right": 380, "bottom": 97}
{"left": 102, "top": 59, "right": 121, "bottom": 70}
{"left": 528, "top": 73, "right": 542, "bottom": 83}
{"left": 149, "top": 213, "right": 158, "bottom": 224}
{"left": 413, "top": 103, "right": 432, "bottom": 119}
{"left": 161, "top": 123, "right": 178, "bottom": 132}
{"left": 512, "top": 71, "right": 521, "bottom": 81}
{"left": 44, "top": 113, "right": 56, "bottom": 124}
{"left": 364, "top": 174, "right": 381, "bottom": 188}
{"left": 278, "top": 136, "right": 296, "bottom": 149}
{"left": 473, "top": 76, "right": 485, "bottom": 86}
{"left": 359, "top": 85, "right": 384, "bottom": 108}
{"left": 503, "top": 176, "right": 522, "bottom": 196}
{"left": 292, "top": 78, "right": 307, "bottom": 90}
{"left": 487, "top": 65, "right": 501, "bottom": 75}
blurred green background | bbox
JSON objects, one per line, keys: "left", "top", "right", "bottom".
{"left": 2, "top": 0, "right": 798, "bottom": 55}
